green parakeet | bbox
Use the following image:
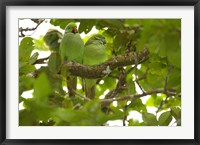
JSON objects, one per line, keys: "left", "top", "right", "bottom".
{"left": 43, "top": 29, "right": 63, "bottom": 52}
{"left": 43, "top": 29, "right": 65, "bottom": 96}
{"left": 83, "top": 34, "right": 107, "bottom": 99}
{"left": 59, "top": 22, "right": 84, "bottom": 98}
{"left": 44, "top": 29, "right": 63, "bottom": 73}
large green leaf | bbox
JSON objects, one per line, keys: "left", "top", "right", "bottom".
{"left": 19, "top": 109, "right": 37, "bottom": 126}
{"left": 146, "top": 94, "right": 166, "bottom": 108}
{"left": 33, "top": 73, "right": 52, "bottom": 106}
{"left": 29, "top": 52, "right": 39, "bottom": 64}
{"left": 167, "top": 67, "right": 181, "bottom": 92}
{"left": 171, "top": 107, "right": 181, "bottom": 126}
{"left": 23, "top": 98, "right": 53, "bottom": 122}
{"left": 142, "top": 112, "right": 158, "bottom": 126}
{"left": 34, "top": 36, "right": 49, "bottom": 51}
{"left": 140, "top": 72, "right": 164, "bottom": 91}
{"left": 19, "top": 64, "right": 35, "bottom": 75}
{"left": 96, "top": 19, "right": 124, "bottom": 30}
{"left": 78, "top": 19, "right": 97, "bottom": 34}
{"left": 50, "top": 19, "right": 75, "bottom": 29}
{"left": 19, "top": 37, "right": 34, "bottom": 62}
{"left": 129, "top": 99, "right": 147, "bottom": 113}
{"left": 158, "top": 111, "right": 172, "bottom": 126}
{"left": 171, "top": 107, "right": 181, "bottom": 120}
{"left": 163, "top": 97, "right": 181, "bottom": 109}
{"left": 19, "top": 76, "right": 34, "bottom": 95}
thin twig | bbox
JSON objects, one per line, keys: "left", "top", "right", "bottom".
{"left": 123, "top": 104, "right": 128, "bottom": 126}
{"left": 19, "top": 19, "right": 45, "bottom": 37}
{"left": 33, "top": 56, "right": 50, "bottom": 65}
{"left": 156, "top": 66, "right": 173, "bottom": 113}
{"left": 134, "top": 52, "right": 146, "bottom": 94}
{"left": 101, "top": 88, "right": 176, "bottom": 107}
{"left": 105, "top": 68, "right": 126, "bottom": 99}
{"left": 74, "top": 91, "right": 91, "bottom": 101}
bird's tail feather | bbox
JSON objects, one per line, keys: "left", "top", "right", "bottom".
{"left": 85, "top": 79, "right": 96, "bottom": 99}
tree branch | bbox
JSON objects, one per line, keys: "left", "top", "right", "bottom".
{"left": 19, "top": 19, "right": 45, "bottom": 37}
{"left": 156, "top": 66, "right": 173, "bottom": 113}
{"left": 100, "top": 88, "right": 177, "bottom": 107}
{"left": 33, "top": 56, "right": 49, "bottom": 65}
{"left": 105, "top": 68, "right": 127, "bottom": 99}
{"left": 62, "top": 48, "right": 149, "bottom": 79}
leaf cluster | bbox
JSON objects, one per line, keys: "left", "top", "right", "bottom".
{"left": 19, "top": 19, "right": 181, "bottom": 126}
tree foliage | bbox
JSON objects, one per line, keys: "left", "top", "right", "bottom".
{"left": 19, "top": 19, "right": 181, "bottom": 126}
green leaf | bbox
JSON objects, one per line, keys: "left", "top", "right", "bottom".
{"left": 19, "top": 75, "right": 34, "bottom": 96}
{"left": 159, "top": 33, "right": 181, "bottom": 68}
{"left": 163, "top": 97, "right": 181, "bottom": 109}
{"left": 126, "top": 80, "right": 136, "bottom": 95}
{"left": 140, "top": 72, "right": 164, "bottom": 91}
{"left": 167, "top": 67, "right": 181, "bottom": 91}
{"left": 132, "top": 19, "right": 181, "bottom": 68}
{"left": 171, "top": 107, "right": 181, "bottom": 120}
{"left": 50, "top": 19, "right": 75, "bottom": 29}
{"left": 19, "top": 109, "right": 37, "bottom": 126}
{"left": 129, "top": 99, "right": 147, "bottom": 113}
{"left": 109, "top": 105, "right": 124, "bottom": 120}
{"left": 128, "top": 119, "right": 143, "bottom": 126}
{"left": 19, "top": 37, "right": 34, "bottom": 62}
{"left": 52, "top": 108, "right": 85, "bottom": 123}
{"left": 96, "top": 19, "right": 124, "bottom": 30}
{"left": 146, "top": 94, "right": 166, "bottom": 108}
{"left": 34, "top": 36, "right": 49, "bottom": 51}
{"left": 148, "top": 62, "right": 167, "bottom": 76}
{"left": 41, "top": 66, "right": 65, "bottom": 97}
{"left": 96, "top": 77, "right": 116, "bottom": 97}
{"left": 158, "top": 111, "right": 172, "bottom": 126}
{"left": 62, "top": 97, "right": 73, "bottom": 108}
{"left": 23, "top": 98, "right": 53, "bottom": 122}
{"left": 78, "top": 19, "right": 97, "bottom": 34}
{"left": 19, "top": 96, "right": 26, "bottom": 103}
{"left": 19, "top": 76, "right": 34, "bottom": 95}
{"left": 19, "top": 64, "right": 36, "bottom": 75}
{"left": 142, "top": 112, "right": 158, "bottom": 126}
{"left": 113, "top": 33, "right": 128, "bottom": 54}
{"left": 29, "top": 52, "right": 39, "bottom": 64}
{"left": 33, "top": 73, "right": 52, "bottom": 106}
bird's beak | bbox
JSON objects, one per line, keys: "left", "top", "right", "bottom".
{"left": 72, "top": 27, "right": 78, "bottom": 33}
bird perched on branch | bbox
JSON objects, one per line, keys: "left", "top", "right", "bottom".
{"left": 43, "top": 29, "right": 63, "bottom": 73}
{"left": 83, "top": 34, "right": 107, "bottom": 99}
{"left": 59, "top": 22, "right": 84, "bottom": 98}
{"left": 43, "top": 29, "right": 65, "bottom": 96}
{"left": 43, "top": 29, "right": 63, "bottom": 51}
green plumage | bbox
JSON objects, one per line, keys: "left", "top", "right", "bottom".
{"left": 43, "top": 29, "right": 65, "bottom": 96}
{"left": 43, "top": 29, "right": 63, "bottom": 51}
{"left": 43, "top": 29, "right": 62, "bottom": 73}
{"left": 59, "top": 23, "right": 84, "bottom": 98}
{"left": 60, "top": 33, "right": 84, "bottom": 63}
{"left": 83, "top": 34, "right": 107, "bottom": 99}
